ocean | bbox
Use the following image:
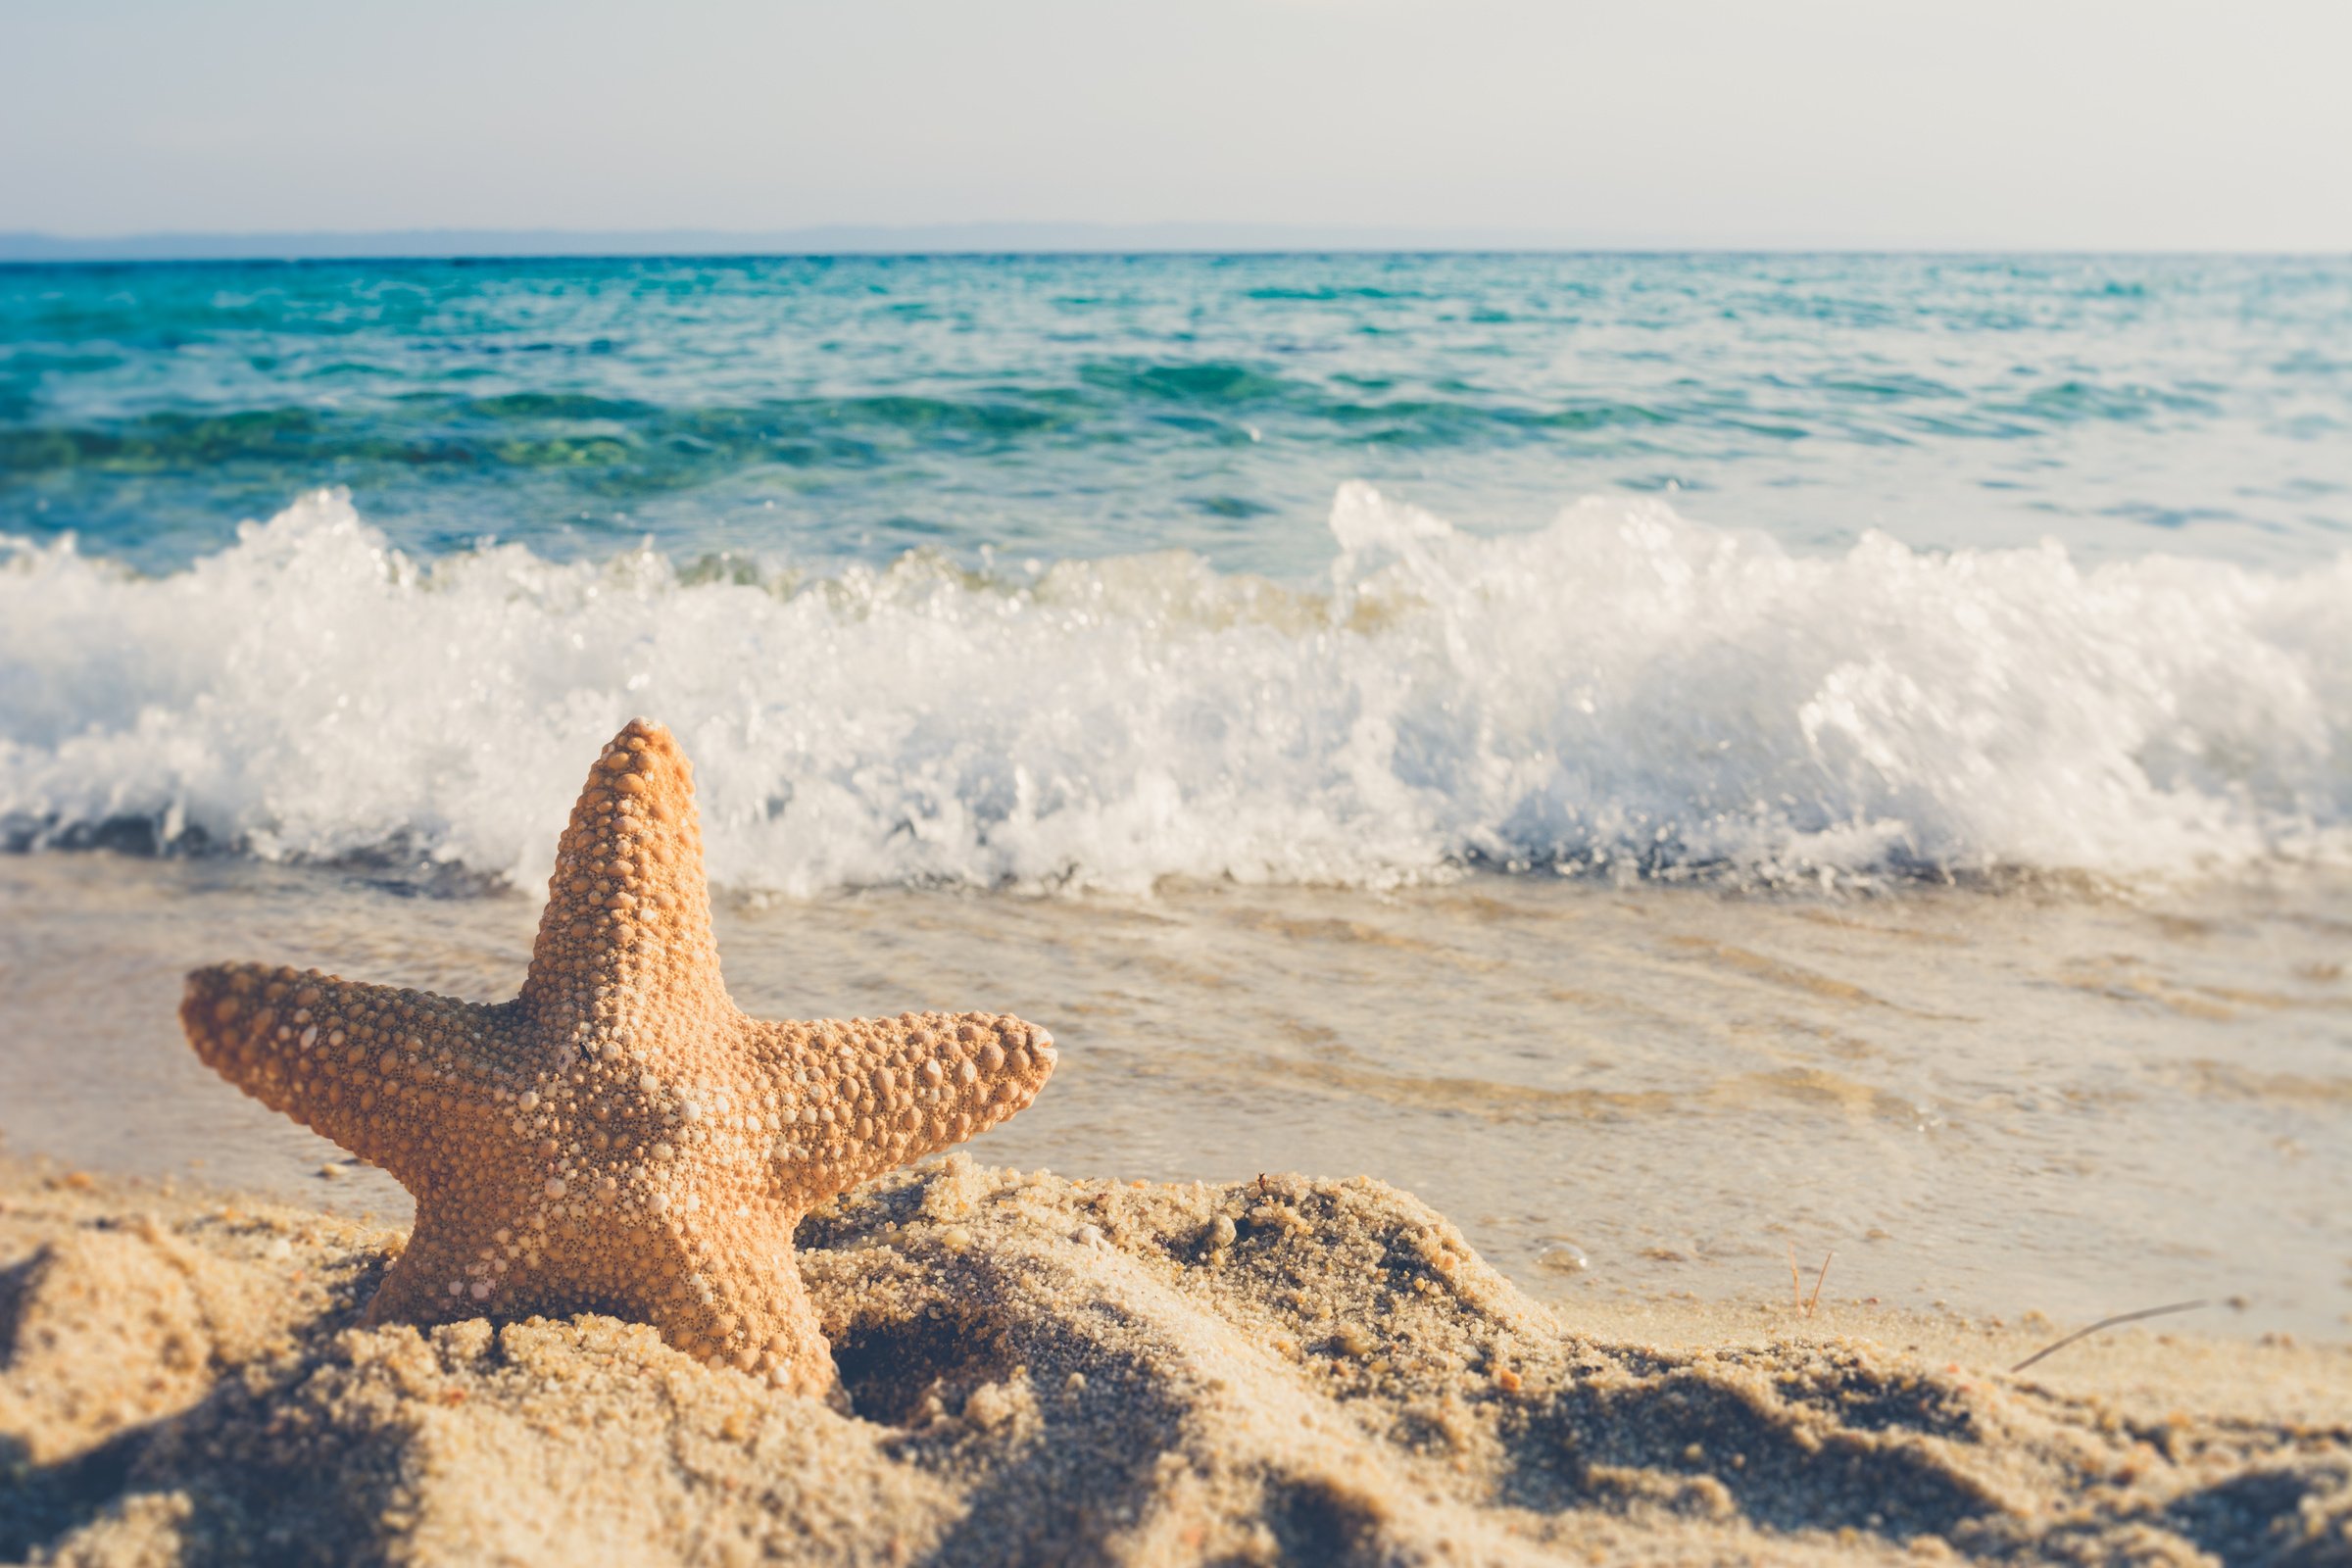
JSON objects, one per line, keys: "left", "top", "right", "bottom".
{"left": 2, "top": 253, "right": 2347, "bottom": 1336}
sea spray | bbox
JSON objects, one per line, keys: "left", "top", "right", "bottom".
{"left": 2, "top": 485, "right": 2346, "bottom": 893}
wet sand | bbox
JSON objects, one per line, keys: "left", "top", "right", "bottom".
{"left": 5, "top": 854, "right": 2349, "bottom": 1339}
{"left": 4, "top": 1156, "right": 2347, "bottom": 1566}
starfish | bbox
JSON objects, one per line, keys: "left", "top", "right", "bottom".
{"left": 178, "top": 718, "right": 1055, "bottom": 1393}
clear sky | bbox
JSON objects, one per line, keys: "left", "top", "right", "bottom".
{"left": 3, "top": 0, "right": 2347, "bottom": 249}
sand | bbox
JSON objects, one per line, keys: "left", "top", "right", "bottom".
{"left": 2, "top": 1155, "right": 2347, "bottom": 1567}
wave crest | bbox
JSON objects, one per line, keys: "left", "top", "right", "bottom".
{"left": 3, "top": 485, "right": 2346, "bottom": 893}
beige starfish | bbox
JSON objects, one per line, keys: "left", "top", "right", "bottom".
{"left": 179, "top": 718, "right": 1055, "bottom": 1394}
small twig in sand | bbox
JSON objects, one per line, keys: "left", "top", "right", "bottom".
{"left": 1786, "top": 1245, "right": 1834, "bottom": 1317}
{"left": 2008, "top": 1299, "right": 2209, "bottom": 1374}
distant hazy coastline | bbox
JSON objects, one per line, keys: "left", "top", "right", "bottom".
{"left": 0, "top": 223, "right": 1635, "bottom": 264}
{"left": 9, "top": 225, "right": 2334, "bottom": 265}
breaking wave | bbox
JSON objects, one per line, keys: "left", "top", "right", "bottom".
{"left": 2, "top": 486, "right": 2346, "bottom": 894}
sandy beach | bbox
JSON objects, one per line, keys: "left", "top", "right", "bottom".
{"left": 5, "top": 1153, "right": 2346, "bottom": 1566}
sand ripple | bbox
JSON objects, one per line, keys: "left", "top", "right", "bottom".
{"left": 4, "top": 1158, "right": 2348, "bottom": 1565}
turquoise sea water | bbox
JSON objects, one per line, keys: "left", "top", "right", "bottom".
{"left": 7, "top": 253, "right": 2350, "bottom": 577}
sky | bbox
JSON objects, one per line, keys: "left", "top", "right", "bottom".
{"left": 3, "top": 0, "right": 2348, "bottom": 250}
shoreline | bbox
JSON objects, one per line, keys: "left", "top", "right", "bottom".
{"left": 6, "top": 1155, "right": 2346, "bottom": 1565}
{"left": 11, "top": 851, "right": 2350, "bottom": 1347}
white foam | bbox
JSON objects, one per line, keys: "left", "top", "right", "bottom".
{"left": 3, "top": 486, "right": 2346, "bottom": 893}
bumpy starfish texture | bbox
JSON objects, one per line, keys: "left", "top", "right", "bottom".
{"left": 179, "top": 719, "right": 1055, "bottom": 1393}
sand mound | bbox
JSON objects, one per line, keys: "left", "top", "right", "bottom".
{"left": 3, "top": 1157, "right": 2348, "bottom": 1566}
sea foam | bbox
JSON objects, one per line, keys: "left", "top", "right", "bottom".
{"left": 2, "top": 486, "right": 2346, "bottom": 894}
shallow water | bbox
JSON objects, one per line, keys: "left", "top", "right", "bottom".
{"left": 4, "top": 853, "right": 2345, "bottom": 1339}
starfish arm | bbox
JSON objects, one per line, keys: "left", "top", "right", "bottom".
{"left": 518, "top": 719, "right": 734, "bottom": 1038}
{"left": 641, "top": 1215, "right": 832, "bottom": 1393}
{"left": 365, "top": 1188, "right": 547, "bottom": 1328}
{"left": 753, "top": 1010, "right": 1057, "bottom": 1206}
{"left": 180, "top": 962, "right": 518, "bottom": 1182}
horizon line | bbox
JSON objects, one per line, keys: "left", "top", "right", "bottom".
{"left": 4, "top": 223, "right": 2346, "bottom": 265}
